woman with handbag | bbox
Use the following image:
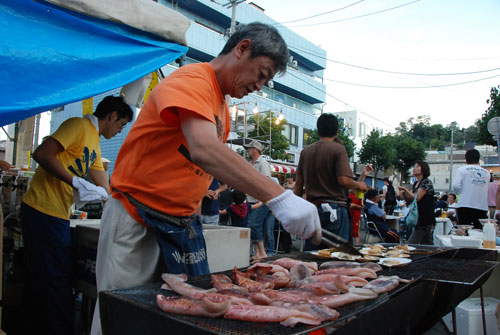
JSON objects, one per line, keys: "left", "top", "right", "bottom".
{"left": 398, "top": 161, "right": 436, "bottom": 245}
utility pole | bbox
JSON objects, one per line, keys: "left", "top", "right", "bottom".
{"left": 449, "top": 125, "right": 454, "bottom": 192}
{"left": 223, "top": 0, "right": 245, "bottom": 35}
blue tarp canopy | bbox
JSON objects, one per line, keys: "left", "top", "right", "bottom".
{"left": 0, "top": 0, "right": 189, "bottom": 127}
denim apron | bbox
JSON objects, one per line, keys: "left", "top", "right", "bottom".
{"left": 121, "top": 191, "right": 210, "bottom": 276}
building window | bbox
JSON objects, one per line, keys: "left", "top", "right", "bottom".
{"left": 359, "top": 122, "right": 366, "bottom": 137}
{"left": 281, "top": 124, "right": 290, "bottom": 140}
{"left": 289, "top": 124, "right": 298, "bottom": 146}
{"left": 445, "top": 178, "right": 449, "bottom": 184}
{"left": 286, "top": 153, "right": 295, "bottom": 163}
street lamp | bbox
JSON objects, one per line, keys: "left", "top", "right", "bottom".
{"left": 487, "top": 117, "right": 500, "bottom": 165}
{"left": 448, "top": 122, "right": 454, "bottom": 192}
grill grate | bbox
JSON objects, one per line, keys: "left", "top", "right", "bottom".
{"left": 383, "top": 258, "right": 498, "bottom": 285}
{"left": 111, "top": 281, "right": 412, "bottom": 335}
{"left": 107, "top": 255, "right": 416, "bottom": 335}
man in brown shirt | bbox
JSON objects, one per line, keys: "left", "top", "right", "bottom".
{"left": 295, "top": 113, "right": 368, "bottom": 247}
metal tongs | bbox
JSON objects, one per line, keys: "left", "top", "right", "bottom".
{"left": 321, "top": 228, "right": 363, "bottom": 256}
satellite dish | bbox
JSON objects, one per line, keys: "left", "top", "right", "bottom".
{"left": 487, "top": 117, "right": 500, "bottom": 136}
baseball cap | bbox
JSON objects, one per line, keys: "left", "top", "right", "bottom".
{"left": 244, "top": 139, "right": 264, "bottom": 152}
{"left": 102, "top": 157, "right": 111, "bottom": 163}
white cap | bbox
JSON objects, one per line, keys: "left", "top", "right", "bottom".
{"left": 102, "top": 157, "right": 111, "bottom": 163}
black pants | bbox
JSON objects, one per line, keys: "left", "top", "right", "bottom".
{"left": 456, "top": 207, "right": 488, "bottom": 229}
{"left": 384, "top": 204, "right": 396, "bottom": 215}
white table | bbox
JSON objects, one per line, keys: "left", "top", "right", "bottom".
{"left": 385, "top": 215, "right": 402, "bottom": 230}
{"left": 435, "top": 217, "right": 453, "bottom": 235}
{"left": 434, "top": 234, "right": 500, "bottom": 251}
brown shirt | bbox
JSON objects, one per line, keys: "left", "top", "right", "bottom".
{"left": 296, "top": 140, "right": 353, "bottom": 203}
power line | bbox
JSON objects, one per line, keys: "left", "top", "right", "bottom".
{"left": 277, "top": 0, "right": 365, "bottom": 25}
{"left": 286, "top": 70, "right": 399, "bottom": 130}
{"left": 283, "top": 0, "right": 422, "bottom": 27}
{"left": 324, "top": 73, "right": 500, "bottom": 89}
{"left": 289, "top": 44, "right": 500, "bottom": 76}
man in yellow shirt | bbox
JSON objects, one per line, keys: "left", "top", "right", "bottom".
{"left": 20, "top": 96, "right": 132, "bottom": 335}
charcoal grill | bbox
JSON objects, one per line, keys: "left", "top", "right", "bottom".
{"left": 384, "top": 257, "right": 497, "bottom": 285}
{"left": 100, "top": 255, "right": 417, "bottom": 335}
{"left": 99, "top": 247, "right": 498, "bottom": 335}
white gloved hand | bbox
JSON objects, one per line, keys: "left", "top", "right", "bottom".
{"left": 72, "top": 176, "right": 109, "bottom": 209}
{"left": 267, "top": 190, "right": 321, "bottom": 240}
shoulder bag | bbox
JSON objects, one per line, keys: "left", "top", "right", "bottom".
{"left": 405, "top": 197, "right": 419, "bottom": 229}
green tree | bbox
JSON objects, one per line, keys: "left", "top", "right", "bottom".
{"left": 390, "top": 134, "right": 427, "bottom": 182}
{"left": 305, "top": 129, "right": 319, "bottom": 145}
{"left": 304, "top": 126, "right": 356, "bottom": 158}
{"left": 464, "top": 125, "right": 479, "bottom": 143}
{"left": 358, "top": 130, "right": 395, "bottom": 187}
{"left": 245, "top": 113, "right": 289, "bottom": 160}
{"left": 338, "top": 119, "right": 356, "bottom": 158}
{"left": 476, "top": 85, "right": 500, "bottom": 146}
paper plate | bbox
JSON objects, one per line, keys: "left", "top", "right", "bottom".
{"left": 378, "top": 257, "right": 412, "bottom": 267}
{"left": 390, "top": 245, "right": 416, "bottom": 251}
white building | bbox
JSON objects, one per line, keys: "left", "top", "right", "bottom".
{"left": 334, "top": 110, "right": 394, "bottom": 161}
{"left": 426, "top": 145, "right": 498, "bottom": 192}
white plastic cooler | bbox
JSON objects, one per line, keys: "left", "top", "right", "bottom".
{"left": 443, "top": 297, "right": 500, "bottom": 335}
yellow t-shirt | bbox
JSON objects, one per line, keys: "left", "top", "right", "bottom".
{"left": 23, "top": 117, "right": 104, "bottom": 220}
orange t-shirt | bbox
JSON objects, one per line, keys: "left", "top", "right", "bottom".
{"left": 111, "top": 63, "right": 230, "bottom": 223}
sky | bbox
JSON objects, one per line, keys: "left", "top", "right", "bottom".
{"left": 2, "top": 0, "right": 498, "bottom": 142}
{"left": 252, "top": 0, "right": 500, "bottom": 131}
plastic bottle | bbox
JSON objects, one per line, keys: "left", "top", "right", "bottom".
{"left": 482, "top": 222, "right": 496, "bottom": 249}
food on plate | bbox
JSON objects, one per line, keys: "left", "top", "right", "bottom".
{"left": 384, "top": 249, "right": 410, "bottom": 258}
{"left": 330, "top": 251, "right": 362, "bottom": 260}
{"left": 378, "top": 258, "right": 412, "bottom": 267}
{"left": 317, "top": 249, "right": 333, "bottom": 257}
{"left": 393, "top": 245, "right": 416, "bottom": 251}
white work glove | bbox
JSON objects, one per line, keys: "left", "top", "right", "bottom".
{"left": 267, "top": 190, "right": 321, "bottom": 241}
{"left": 72, "top": 176, "right": 108, "bottom": 209}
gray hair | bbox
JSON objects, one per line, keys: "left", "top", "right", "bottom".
{"left": 219, "top": 22, "right": 289, "bottom": 75}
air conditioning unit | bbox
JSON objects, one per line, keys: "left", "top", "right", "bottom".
{"left": 292, "top": 60, "right": 298, "bottom": 67}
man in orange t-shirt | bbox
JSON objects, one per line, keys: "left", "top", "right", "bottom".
{"left": 91, "top": 22, "right": 322, "bottom": 335}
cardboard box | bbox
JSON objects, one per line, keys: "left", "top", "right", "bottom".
{"left": 202, "top": 225, "right": 251, "bottom": 273}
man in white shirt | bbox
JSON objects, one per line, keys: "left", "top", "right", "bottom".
{"left": 452, "top": 149, "right": 490, "bottom": 229}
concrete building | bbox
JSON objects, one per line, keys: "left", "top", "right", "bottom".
{"left": 334, "top": 110, "right": 394, "bottom": 161}
{"left": 50, "top": 0, "right": 327, "bottom": 173}
{"left": 426, "top": 145, "right": 498, "bottom": 192}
